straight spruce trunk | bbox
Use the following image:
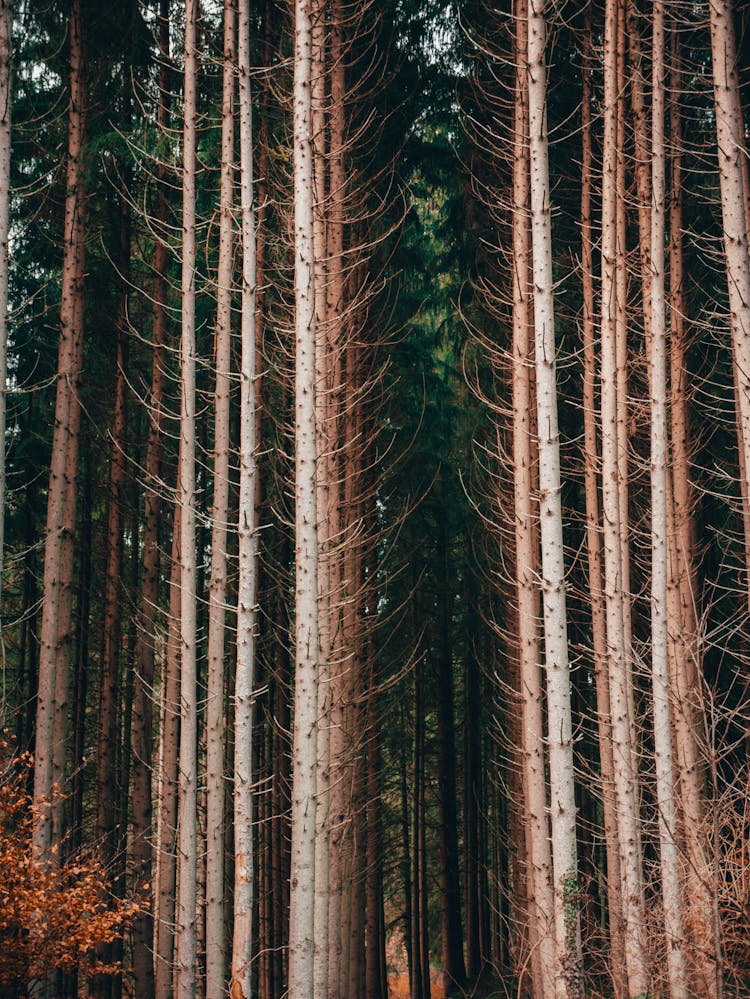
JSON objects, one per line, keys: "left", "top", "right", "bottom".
{"left": 526, "top": 1, "right": 582, "bottom": 994}
{"left": 91, "top": 199, "right": 130, "bottom": 999}
{"left": 205, "top": 2, "right": 235, "bottom": 992}
{"left": 615, "top": 3, "right": 634, "bottom": 758}
{"left": 287, "top": 0, "right": 320, "bottom": 990}
{"left": 709, "top": 0, "right": 750, "bottom": 611}
{"left": 326, "top": 6, "right": 347, "bottom": 989}
{"left": 463, "top": 563, "right": 482, "bottom": 983}
{"left": 0, "top": 0, "right": 10, "bottom": 642}
{"left": 511, "top": 5, "right": 554, "bottom": 991}
{"left": 71, "top": 448, "right": 92, "bottom": 852}
{"left": 668, "top": 41, "right": 719, "bottom": 991}
{"left": 435, "top": 495, "right": 466, "bottom": 996}
{"left": 599, "top": 1, "right": 649, "bottom": 993}
{"left": 174, "top": 2, "right": 199, "bottom": 994}
{"left": 649, "top": 7, "right": 689, "bottom": 993}
{"left": 230, "top": 0, "right": 259, "bottom": 991}
{"left": 32, "top": 0, "right": 87, "bottom": 866}
{"left": 155, "top": 518, "right": 181, "bottom": 999}
{"left": 132, "top": 6, "right": 170, "bottom": 993}
{"left": 580, "top": 8, "right": 625, "bottom": 992}
{"left": 312, "top": 4, "right": 331, "bottom": 991}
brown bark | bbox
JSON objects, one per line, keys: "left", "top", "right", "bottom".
{"left": 580, "top": 6, "right": 625, "bottom": 992}
{"left": 205, "top": 3, "right": 235, "bottom": 993}
{"left": 511, "top": 5, "right": 554, "bottom": 990}
{"left": 32, "top": 0, "right": 87, "bottom": 866}
{"left": 287, "top": 0, "right": 320, "bottom": 982}
{"left": 668, "top": 34, "right": 717, "bottom": 992}
{"left": 70, "top": 448, "right": 91, "bottom": 851}
{"left": 414, "top": 646, "right": 431, "bottom": 999}
{"left": 600, "top": 0, "right": 649, "bottom": 991}
{"left": 326, "top": 4, "right": 348, "bottom": 990}
{"left": 91, "top": 197, "right": 130, "bottom": 999}
{"left": 174, "top": 2, "right": 199, "bottom": 993}
{"left": 435, "top": 495, "right": 466, "bottom": 996}
{"left": 0, "top": 0, "right": 10, "bottom": 633}
{"left": 155, "top": 519, "right": 181, "bottom": 999}
{"left": 463, "top": 563, "right": 482, "bottom": 984}
{"left": 131, "top": 7, "right": 170, "bottom": 994}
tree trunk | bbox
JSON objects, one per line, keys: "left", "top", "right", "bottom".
{"left": 91, "top": 197, "right": 130, "bottom": 999}
{"left": 615, "top": 3, "right": 636, "bottom": 769}
{"left": 526, "top": 1, "right": 582, "bottom": 994}
{"left": 511, "top": 5, "right": 555, "bottom": 991}
{"left": 0, "top": 0, "right": 10, "bottom": 645}
{"left": 414, "top": 649, "right": 431, "bottom": 999}
{"left": 599, "top": 1, "right": 649, "bottom": 993}
{"left": 155, "top": 517, "right": 181, "bottom": 999}
{"left": 580, "top": 8, "right": 625, "bottom": 993}
{"left": 400, "top": 698, "right": 414, "bottom": 996}
{"left": 668, "top": 37, "right": 719, "bottom": 992}
{"left": 288, "top": 0, "right": 319, "bottom": 989}
{"left": 204, "top": 3, "right": 235, "bottom": 993}
{"left": 132, "top": 6, "right": 170, "bottom": 994}
{"left": 230, "top": 0, "right": 259, "bottom": 991}
{"left": 325, "top": 6, "right": 347, "bottom": 990}
{"left": 71, "top": 447, "right": 91, "bottom": 851}
{"left": 435, "top": 497, "right": 466, "bottom": 996}
{"left": 463, "top": 563, "right": 482, "bottom": 984}
{"left": 312, "top": 2, "right": 331, "bottom": 990}
{"left": 649, "top": 7, "right": 690, "bottom": 993}
{"left": 709, "top": 0, "right": 750, "bottom": 609}
{"left": 174, "top": 2, "right": 199, "bottom": 994}
{"left": 32, "top": 0, "right": 87, "bottom": 866}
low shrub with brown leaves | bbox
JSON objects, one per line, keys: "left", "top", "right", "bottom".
{"left": 0, "top": 744, "right": 140, "bottom": 995}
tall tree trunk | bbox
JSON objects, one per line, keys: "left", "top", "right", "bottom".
{"left": 288, "top": 0, "right": 319, "bottom": 990}
{"left": 0, "top": 0, "right": 10, "bottom": 646}
{"left": 364, "top": 530, "right": 384, "bottom": 998}
{"left": 174, "top": 2, "right": 199, "bottom": 995}
{"left": 626, "top": 0, "right": 653, "bottom": 353}
{"left": 132, "top": 5, "right": 170, "bottom": 994}
{"left": 155, "top": 517, "right": 181, "bottom": 999}
{"left": 205, "top": 2, "right": 235, "bottom": 992}
{"left": 71, "top": 447, "right": 91, "bottom": 851}
{"left": 230, "top": 0, "right": 259, "bottom": 991}
{"left": 709, "top": 0, "right": 750, "bottom": 609}
{"left": 334, "top": 330, "right": 361, "bottom": 999}
{"left": 649, "top": 6, "right": 689, "bottom": 993}
{"left": 414, "top": 648, "right": 431, "bottom": 999}
{"left": 580, "top": 8, "right": 625, "bottom": 992}
{"left": 400, "top": 698, "right": 414, "bottom": 996}
{"left": 600, "top": 1, "right": 649, "bottom": 993}
{"left": 463, "top": 563, "right": 481, "bottom": 984}
{"left": 312, "top": 2, "right": 331, "bottom": 990}
{"left": 273, "top": 542, "right": 293, "bottom": 994}
{"left": 435, "top": 496, "right": 466, "bottom": 996}
{"left": 112, "top": 503, "right": 139, "bottom": 999}
{"left": 615, "top": 2, "right": 634, "bottom": 765}
{"left": 91, "top": 198, "right": 130, "bottom": 999}
{"left": 526, "top": 1, "right": 581, "bottom": 994}
{"left": 32, "top": 0, "right": 87, "bottom": 866}
{"left": 511, "top": 5, "right": 554, "bottom": 992}
{"left": 325, "top": 5, "right": 347, "bottom": 990}
{"left": 668, "top": 38, "right": 719, "bottom": 992}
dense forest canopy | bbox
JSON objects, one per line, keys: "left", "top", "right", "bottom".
{"left": 1, "top": 1, "right": 750, "bottom": 997}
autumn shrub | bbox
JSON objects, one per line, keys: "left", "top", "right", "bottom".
{"left": 0, "top": 743, "right": 140, "bottom": 996}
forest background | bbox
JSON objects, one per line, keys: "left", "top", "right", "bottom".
{"left": 1, "top": 1, "right": 750, "bottom": 998}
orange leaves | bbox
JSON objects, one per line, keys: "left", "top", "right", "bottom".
{"left": 0, "top": 744, "right": 140, "bottom": 993}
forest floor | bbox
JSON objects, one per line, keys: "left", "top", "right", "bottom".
{"left": 387, "top": 969, "right": 517, "bottom": 998}
{"left": 387, "top": 974, "right": 445, "bottom": 998}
